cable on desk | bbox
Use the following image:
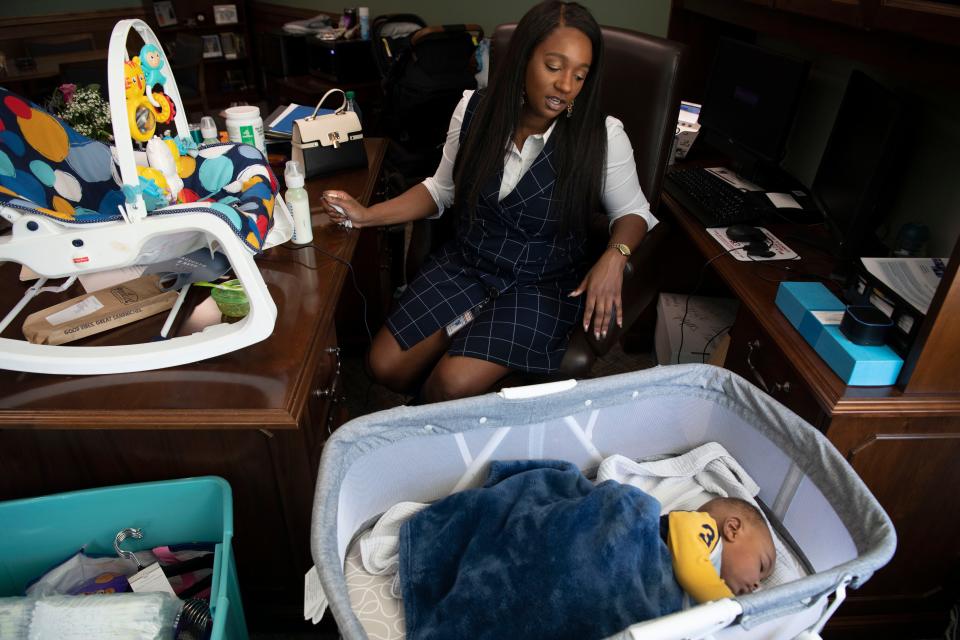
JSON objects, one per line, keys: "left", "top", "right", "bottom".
{"left": 677, "top": 246, "right": 739, "bottom": 365}
{"left": 275, "top": 243, "right": 375, "bottom": 346}
{"left": 700, "top": 323, "right": 733, "bottom": 364}
{"left": 745, "top": 255, "right": 838, "bottom": 287}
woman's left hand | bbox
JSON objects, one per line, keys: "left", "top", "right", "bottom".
{"left": 569, "top": 250, "right": 629, "bottom": 340}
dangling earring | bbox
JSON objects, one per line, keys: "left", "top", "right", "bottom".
{"left": 566, "top": 101, "right": 574, "bottom": 118}
{"left": 520, "top": 91, "right": 526, "bottom": 107}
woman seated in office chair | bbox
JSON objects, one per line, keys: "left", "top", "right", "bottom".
{"left": 321, "top": 0, "right": 656, "bottom": 402}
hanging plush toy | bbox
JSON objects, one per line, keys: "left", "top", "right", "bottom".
{"left": 130, "top": 135, "right": 186, "bottom": 211}
{"left": 139, "top": 44, "right": 167, "bottom": 90}
{"left": 146, "top": 136, "right": 183, "bottom": 202}
{"left": 124, "top": 58, "right": 156, "bottom": 142}
{"left": 138, "top": 44, "right": 176, "bottom": 125}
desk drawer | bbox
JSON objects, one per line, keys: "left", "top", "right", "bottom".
{"left": 725, "top": 308, "right": 826, "bottom": 429}
{"left": 303, "top": 327, "right": 345, "bottom": 468}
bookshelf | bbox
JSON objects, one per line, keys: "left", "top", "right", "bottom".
{"left": 144, "top": 0, "right": 259, "bottom": 112}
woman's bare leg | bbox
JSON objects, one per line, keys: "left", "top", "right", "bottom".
{"left": 367, "top": 325, "right": 450, "bottom": 394}
{"left": 422, "top": 354, "right": 512, "bottom": 403}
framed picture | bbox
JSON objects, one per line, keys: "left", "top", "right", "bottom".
{"left": 212, "top": 4, "right": 239, "bottom": 25}
{"left": 153, "top": 1, "right": 178, "bottom": 27}
{"left": 223, "top": 69, "right": 248, "bottom": 92}
{"left": 220, "top": 32, "right": 239, "bottom": 60}
{"left": 201, "top": 34, "right": 223, "bottom": 59}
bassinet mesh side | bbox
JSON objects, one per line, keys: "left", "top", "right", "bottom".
{"left": 311, "top": 364, "right": 895, "bottom": 639}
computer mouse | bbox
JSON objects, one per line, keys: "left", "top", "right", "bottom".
{"left": 745, "top": 242, "right": 775, "bottom": 258}
{"left": 725, "top": 224, "right": 767, "bottom": 244}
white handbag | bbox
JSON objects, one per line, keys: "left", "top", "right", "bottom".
{"left": 291, "top": 88, "right": 367, "bottom": 178}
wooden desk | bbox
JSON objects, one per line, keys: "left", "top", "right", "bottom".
{"left": 660, "top": 189, "right": 960, "bottom": 637}
{"left": 0, "top": 137, "right": 386, "bottom": 628}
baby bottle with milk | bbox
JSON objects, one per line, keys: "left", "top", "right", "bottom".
{"left": 285, "top": 160, "right": 313, "bottom": 245}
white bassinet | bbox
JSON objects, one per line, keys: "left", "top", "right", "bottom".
{"left": 311, "top": 365, "right": 895, "bottom": 639}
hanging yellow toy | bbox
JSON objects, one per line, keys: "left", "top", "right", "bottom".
{"left": 124, "top": 50, "right": 176, "bottom": 143}
{"left": 125, "top": 58, "right": 156, "bottom": 142}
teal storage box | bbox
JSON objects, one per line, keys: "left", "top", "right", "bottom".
{"left": 0, "top": 476, "right": 246, "bottom": 640}
{"left": 814, "top": 325, "right": 903, "bottom": 386}
{"left": 776, "top": 281, "right": 846, "bottom": 344}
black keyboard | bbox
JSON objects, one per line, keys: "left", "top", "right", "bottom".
{"left": 664, "top": 167, "right": 763, "bottom": 228}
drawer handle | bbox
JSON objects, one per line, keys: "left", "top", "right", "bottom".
{"left": 746, "top": 340, "right": 791, "bottom": 395}
{"left": 313, "top": 346, "right": 342, "bottom": 400}
{"left": 746, "top": 339, "right": 770, "bottom": 394}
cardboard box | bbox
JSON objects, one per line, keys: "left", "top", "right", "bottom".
{"left": 675, "top": 100, "right": 701, "bottom": 160}
{"left": 655, "top": 293, "right": 739, "bottom": 365}
{"left": 675, "top": 121, "right": 701, "bottom": 160}
{"left": 22, "top": 275, "right": 178, "bottom": 345}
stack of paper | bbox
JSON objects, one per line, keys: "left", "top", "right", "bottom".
{"left": 860, "top": 257, "right": 946, "bottom": 315}
{"left": 265, "top": 103, "right": 334, "bottom": 139}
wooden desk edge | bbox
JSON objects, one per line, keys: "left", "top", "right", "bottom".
{"left": 661, "top": 191, "right": 960, "bottom": 417}
{"left": 0, "top": 139, "right": 388, "bottom": 430}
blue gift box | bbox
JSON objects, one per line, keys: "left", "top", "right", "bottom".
{"left": 776, "top": 281, "right": 902, "bottom": 386}
{"left": 814, "top": 325, "right": 903, "bottom": 386}
{"left": 775, "top": 282, "right": 846, "bottom": 344}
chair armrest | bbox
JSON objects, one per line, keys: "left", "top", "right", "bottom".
{"left": 558, "top": 222, "right": 667, "bottom": 377}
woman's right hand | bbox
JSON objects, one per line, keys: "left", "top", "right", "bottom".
{"left": 320, "top": 190, "right": 369, "bottom": 228}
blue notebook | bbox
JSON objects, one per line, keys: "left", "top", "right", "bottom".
{"left": 266, "top": 103, "right": 335, "bottom": 137}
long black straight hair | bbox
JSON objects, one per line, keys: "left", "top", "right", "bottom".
{"left": 453, "top": 1, "right": 606, "bottom": 235}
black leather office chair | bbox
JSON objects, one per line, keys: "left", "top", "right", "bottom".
{"left": 492, "top": 23, "right": 684, "bottom": 379}
{"left": 404, "top": 23, "right": 684, "bottom": 383}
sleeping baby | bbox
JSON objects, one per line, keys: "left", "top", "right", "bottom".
{"left": 398, "top": 459, "right": 776, "bottom": 640}
{"left": 666, "top": 496, "right": 776, "bottom": 600}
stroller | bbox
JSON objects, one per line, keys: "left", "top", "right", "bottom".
{"left": 371, "top": 14, "right": 484, "bottom": 194}
{"left": 311, "top": 365, "right": 895, "bottom": 639}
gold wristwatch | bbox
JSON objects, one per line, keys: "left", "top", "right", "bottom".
{"left": 608, "top": 242, "right": 631, "bottom": 258}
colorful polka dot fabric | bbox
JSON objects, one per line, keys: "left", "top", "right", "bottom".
{"left": 0, "top": 87, "right": 278, "bottom": 253}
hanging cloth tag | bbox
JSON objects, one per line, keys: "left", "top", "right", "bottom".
{"left": 128, "top": 562, "right": 177, "bottom": 596}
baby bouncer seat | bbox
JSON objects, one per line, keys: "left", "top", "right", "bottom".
{"left": 0, "top": 19, "right": 293, "bottom": 374}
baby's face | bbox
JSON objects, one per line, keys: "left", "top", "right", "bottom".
{"left": 720, "top": 525, "right": 775, "bottom": 595}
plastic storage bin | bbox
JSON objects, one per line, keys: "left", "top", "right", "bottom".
{"left": 0, "top": 476, "right": 246, "bottom": 640}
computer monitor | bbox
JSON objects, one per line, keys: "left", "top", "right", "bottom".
{"left": 698, "top": 38, "right": 810, "bottom": 183}
{"left": 810, "top": 70, "right": 908, "bottom": 260}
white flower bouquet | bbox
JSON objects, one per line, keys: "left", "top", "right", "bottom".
{"left": 47, "top": 83, "right": 113, "bottom": 142}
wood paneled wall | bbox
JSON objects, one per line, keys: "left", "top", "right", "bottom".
{"left": 0, "top": 7, "right": 145, "bottom": 58}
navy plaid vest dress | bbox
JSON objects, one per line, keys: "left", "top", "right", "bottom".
{"left": 386, "top": 92, "right": 586, "bottom": 373}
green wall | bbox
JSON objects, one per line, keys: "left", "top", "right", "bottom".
{"left": 275, "top": 0, "right": 669, "bottom": 37}
{"left": 1, "top": 0, "right": 670, "bottom": 36}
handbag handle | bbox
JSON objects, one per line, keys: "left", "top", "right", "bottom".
{"left": 309, "top": 88, "right": 348, "bottom": 119}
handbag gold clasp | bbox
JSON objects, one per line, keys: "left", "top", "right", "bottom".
{"left": 328, "top": 131, "right": 341, "bottom": 149}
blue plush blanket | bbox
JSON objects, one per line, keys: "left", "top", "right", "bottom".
{"left": 398, "top": 459, "right": 684, "bottom": 640}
